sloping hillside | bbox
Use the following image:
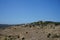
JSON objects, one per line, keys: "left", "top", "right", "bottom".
{"left": 0, "top": 21, "right": 60, "bottom": 40}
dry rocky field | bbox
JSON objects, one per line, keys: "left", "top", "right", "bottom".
{"left": 0, "top": 21, "right": 60, "bottom": 40}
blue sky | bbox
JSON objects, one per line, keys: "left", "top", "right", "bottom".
{"left": 0, "top": 0, "right": 60, "bottom": 24}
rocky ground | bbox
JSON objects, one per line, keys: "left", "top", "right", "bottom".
{"left": 0, "top": 21, "right": 60, "bottom": 40}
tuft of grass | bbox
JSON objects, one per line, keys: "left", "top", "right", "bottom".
{"left": 52, "top": 34, "right": 60, "bottom": 38}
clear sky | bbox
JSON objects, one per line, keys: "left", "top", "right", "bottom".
{"left": 0, "top": 0, "right": 60, "bottom": 24}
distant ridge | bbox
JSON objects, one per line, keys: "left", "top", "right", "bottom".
{"left": 0, "top": 21, "right": 60, "bottom": 28}
{"left": 0, "top": 24, "right": 12, "bottom": 28}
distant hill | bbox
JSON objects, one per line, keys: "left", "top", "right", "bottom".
{"left": 0, "top": 21, "right": 60, "bottom": 28}
{"left": 0, "top": 24, "right": 12, "bottom": 28}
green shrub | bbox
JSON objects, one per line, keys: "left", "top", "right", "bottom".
{"left": 4, "top": 37, "right": 7, "bottom": 40}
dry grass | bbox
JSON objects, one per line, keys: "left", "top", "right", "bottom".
{"left": 0, "top": 21, "right": 60, "bottom": 40}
